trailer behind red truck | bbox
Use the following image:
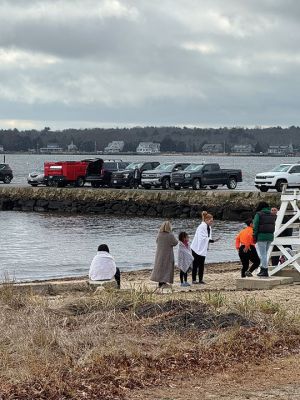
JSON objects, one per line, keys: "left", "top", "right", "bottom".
{"left": 44, "top": 159, "right": 103, "bottom": 187}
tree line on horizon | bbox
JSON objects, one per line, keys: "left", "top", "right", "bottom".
{"left": 0, "top": 126, "right": 299, "bottom": 153}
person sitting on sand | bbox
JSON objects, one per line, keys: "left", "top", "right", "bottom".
{"left": 235, "top": 218, "right": 260, "bottom": 278}
{"left": 178, "top": 231, "right": 193, "bottom": 287}
{"left": 89, "top": 244, "right": 121, "bottom": 288}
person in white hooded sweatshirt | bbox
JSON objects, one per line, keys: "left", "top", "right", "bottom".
{"left": 89, "top": 244, "right": 121, "bottom": 288}
{"left": 191, "top": 211, "right": 216, "bottom": 284}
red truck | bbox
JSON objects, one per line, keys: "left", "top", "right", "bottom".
{"left": 44, "top": 159, "right": 103, "bottom": 187}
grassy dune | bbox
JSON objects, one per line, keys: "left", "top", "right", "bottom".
{"left": 0, "top": 284, "right": 299, "bottom": 399}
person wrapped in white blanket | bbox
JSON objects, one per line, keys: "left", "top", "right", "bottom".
{"left": 177, "top": 231, "right": 194, "bottom": 287}
{"left": 89, "top": 244, "right": 121, "bottom": 288}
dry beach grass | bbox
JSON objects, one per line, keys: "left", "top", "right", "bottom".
{"left": 0, "top": 265, "right": 299, "bottom": 399}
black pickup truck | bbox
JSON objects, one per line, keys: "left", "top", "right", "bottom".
{"left": 170, "top": 163, "right": 242, "bottom": 190}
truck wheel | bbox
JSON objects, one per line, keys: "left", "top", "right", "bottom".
{"left": 3, "top": 175, "right": 12, "bottom": 184}
{"left": 210, "top": 185, "right": 218, "bottom": 190}
{"left": 143, "top": 185, "right": 151, "bottom": 190}
{"left": 76, "top": 177, "right": 85, "bottom": 187}
{"left": 275, "top": 179, "right": 286, "bottom": 192}
{"left": 193, "top": 179, "right": 201, "bottom": 190}
{"left": 91, "top": 182, "right": 100, "bottom": 188}
{"left": 129, "top": 178, "right": 135, "bottom": 189}
{"left": 174, "top": 186, "right": 181, "bottom": 190}
{"left": 30, "top": 184, "right": 38, "bottom": 187}
{"left": 259, "top": 186, "right": 269, "bottom": 192}
{"left": 227, "top": 177, "right": 237, "bottom": 189}
{"left": 162, "top": 178, "right": 170, "bottom": 189}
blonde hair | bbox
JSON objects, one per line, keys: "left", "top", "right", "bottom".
{"left": 202, "top": 211, "right": 213, "bottom": 222}
{"left": 159, "top": 221, "right": 172, "bottom": 233}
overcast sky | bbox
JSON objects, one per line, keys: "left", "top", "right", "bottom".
{"left": 0, "top": 0, "right": 299, "bottom": 130}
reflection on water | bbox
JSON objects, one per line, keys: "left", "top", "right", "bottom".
{"left": 0, "top": 211, "right": 243, "bottom": 281}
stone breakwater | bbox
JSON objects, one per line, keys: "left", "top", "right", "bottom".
{"left": 0, "top": 187, "right": 280, "bottom": 221}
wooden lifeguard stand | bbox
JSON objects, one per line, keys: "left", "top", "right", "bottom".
{"left": 268, "top": 185, "right": 300, "bottom": 276}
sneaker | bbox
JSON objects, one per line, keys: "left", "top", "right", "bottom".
{"left": 199, "top": 281, "right": 206, "bottom": 285}
{"left": 258, "top": 268, "right": 269, "bottom": 278}
{"left": 192, "top": 281, "right": 199, "bottom": 285}
{"left": 260, "top": 269, "right": 269, "bottom": 278}
{"left": 245, "top": 271, "right": 253, "bottom": 277}
{"left": 180, "top": 283, "right": 185, "bottom": 287}
{"left": 183, "top": 282, "right": 191, "bottom": 287}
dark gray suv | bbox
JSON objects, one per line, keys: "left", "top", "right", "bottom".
{"left": 86, "top": 159, "right": 130, "bottom": 188}
{"left": 111, "top": 161, "right": 160, "bottom": 188}
{"left": 0, "top": 163, "right": 13, "bottom": 184}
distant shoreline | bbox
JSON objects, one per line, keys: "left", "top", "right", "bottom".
{"left": 1, "top": 151, "right": 298, "bottom": 157}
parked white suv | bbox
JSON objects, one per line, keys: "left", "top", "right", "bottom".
{"left": 255, "top": 163, "right": 300, "bottom": 192}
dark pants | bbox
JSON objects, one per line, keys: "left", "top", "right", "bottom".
{"left": 271, "top": 245, "right": 292, "bottom": 266}
{"left": 115, "top": 267, "right": 121, "bottom": 287}
{"left": 192, "top": 250, "right": 206, "bottom": 282}
{"left": 238, "top": 245, "right": 260, "bottom": 277}
{"left": 180, "top": 271, "right": 188, "bottom": 283}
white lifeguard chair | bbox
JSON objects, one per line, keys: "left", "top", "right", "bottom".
{"left": 268, "top": 185, "right": 300, "bottom": 276}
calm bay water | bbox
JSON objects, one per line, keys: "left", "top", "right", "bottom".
{"left": 0, "top": 211, "right": 243, "bottom": 281}
{"left": 1, "top": 153, "right": 296, "bottom": 190}
{"left": 0, "top": 153, "right": 292, "bottom": 281}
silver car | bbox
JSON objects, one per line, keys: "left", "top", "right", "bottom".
{"left": 27, "top": 171, "right": 48, "bottom": 187}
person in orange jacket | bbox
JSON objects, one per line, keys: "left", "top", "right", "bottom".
{"left": 235, "top": 218, "right": 261, "bottom": 278}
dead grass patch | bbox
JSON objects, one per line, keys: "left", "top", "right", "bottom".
{"left": 0, "top": 288, "right": 298, "bottom": 399}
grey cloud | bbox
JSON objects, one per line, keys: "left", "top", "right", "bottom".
{"left": 0, "top": 0, "right": 300, "bottom": 128}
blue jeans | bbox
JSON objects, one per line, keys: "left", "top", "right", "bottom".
{"left": 256, "top": 241, "right": 272, "bottom": 269}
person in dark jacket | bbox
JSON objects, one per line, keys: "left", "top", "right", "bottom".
{"left": 253, "top": 202, "right": 276, "bottom": 277}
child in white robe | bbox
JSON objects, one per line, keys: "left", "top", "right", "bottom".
{"left": 178, "top": 232, "right": 194, "bottom": 287}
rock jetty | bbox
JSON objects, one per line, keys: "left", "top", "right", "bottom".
{"left": 0, "top": 187, "right": 280, "bottom": 220}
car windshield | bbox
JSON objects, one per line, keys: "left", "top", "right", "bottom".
{"left": 184, "top": 164, "right": 204, "bottom": 172}
{"left": 270, "top": 164, "right": 292, "bottom": 172}
{"left": 126, "top": 162, "right": 142, "bottom": 170}
{"left": 154, "top": 163, "right": 174, "bottom": 172}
